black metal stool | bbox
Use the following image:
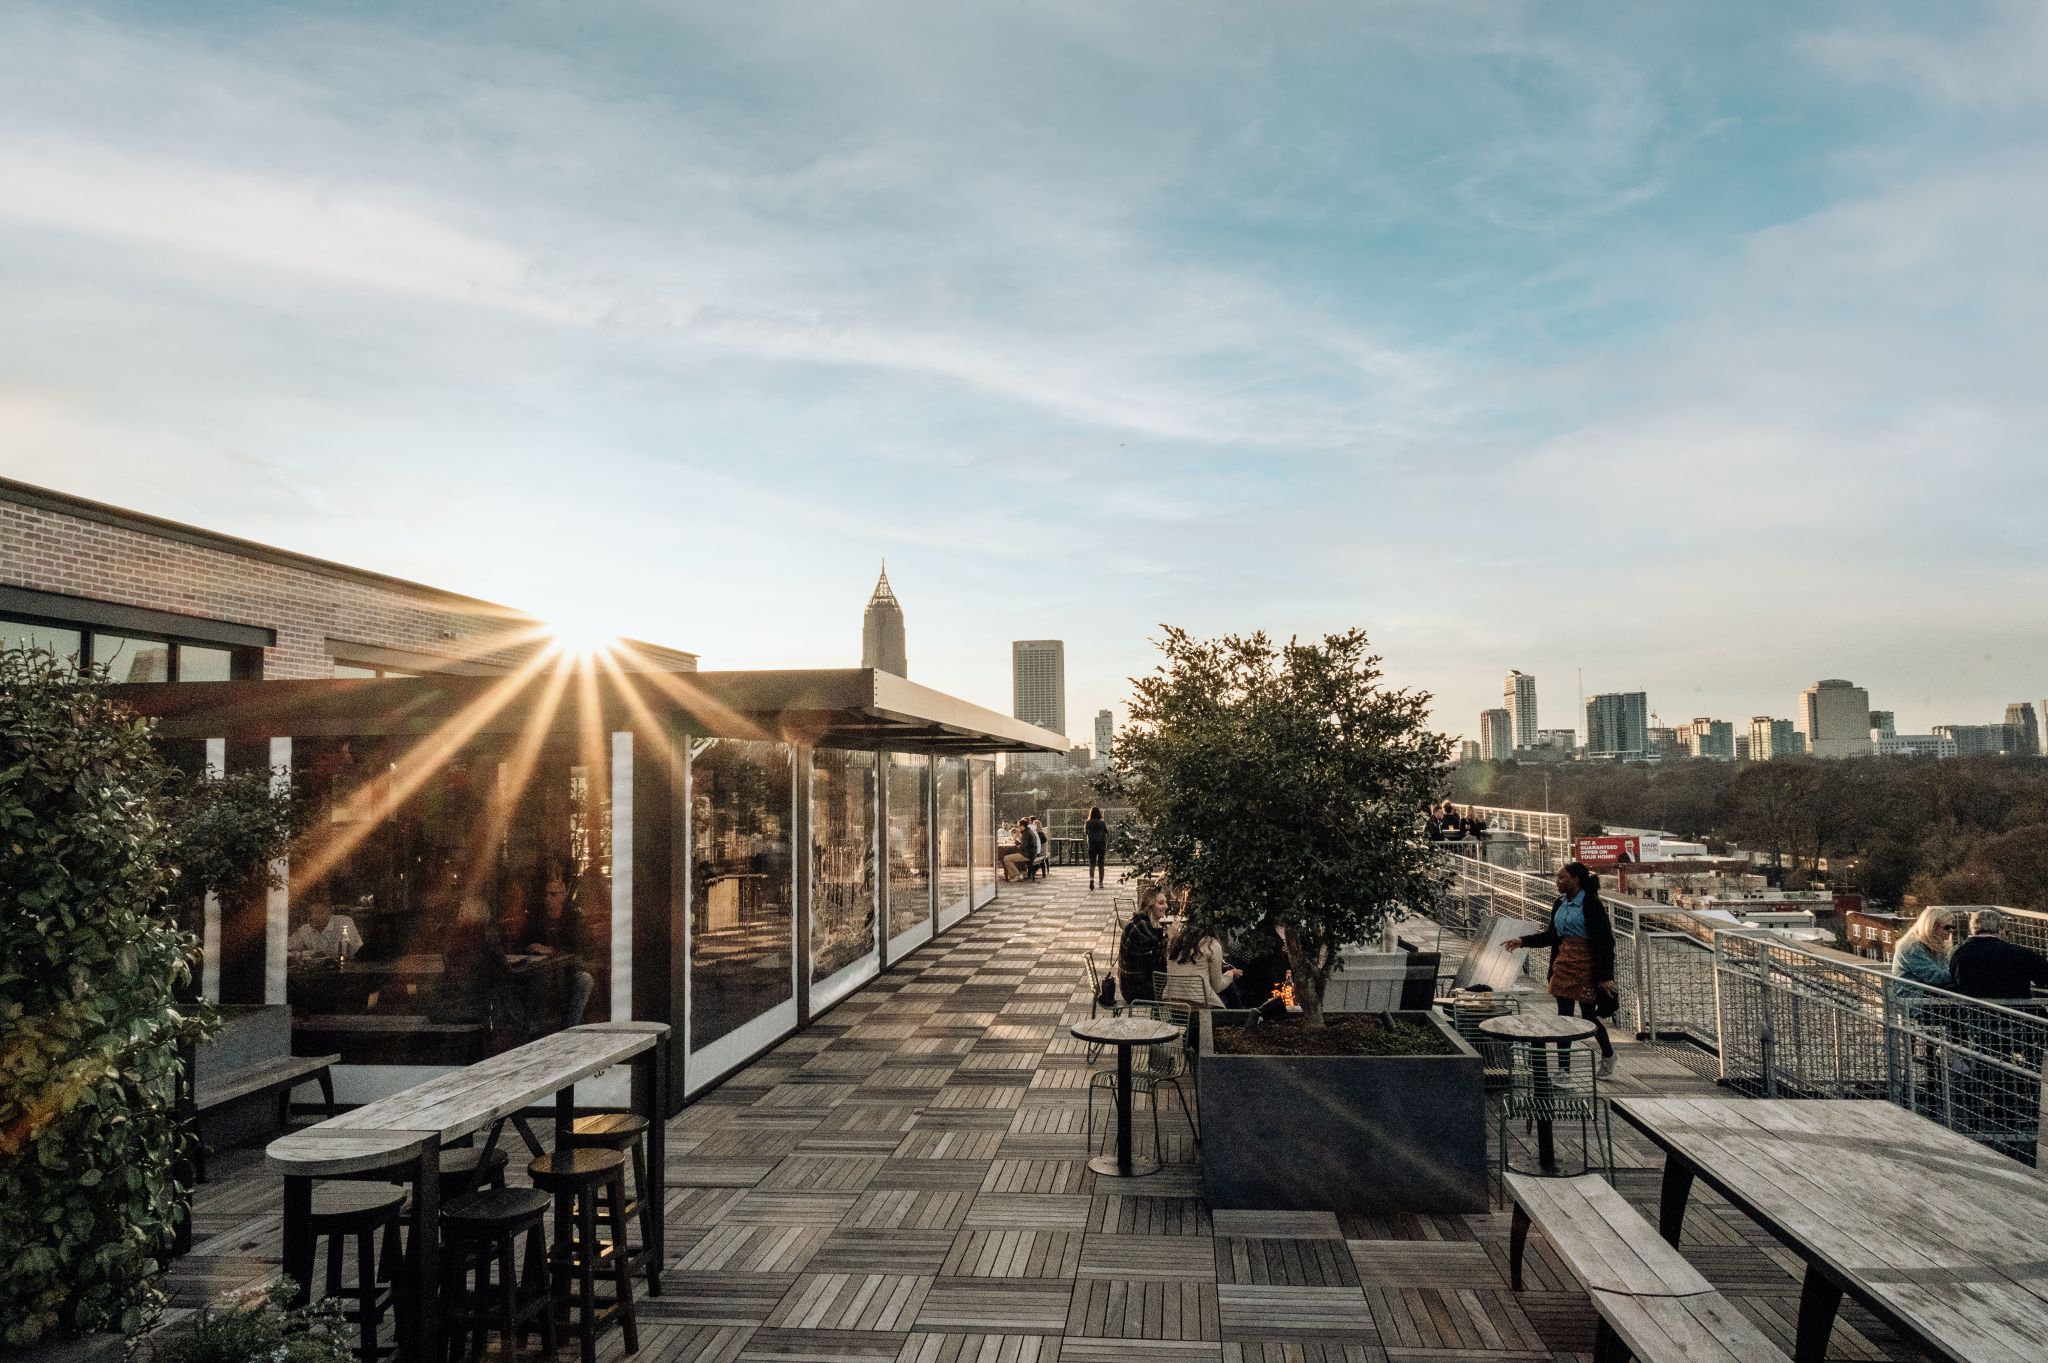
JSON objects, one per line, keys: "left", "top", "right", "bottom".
{"left": 441, "top": 1186, "right": 554, "bottom": 1363}
{"left": 306, "top": 1183, "right": 405, "bottom": 1363}
{"left": 529, "top": 1147, "right": 639, "bottom": 1363}
{"left": 562, "top": 1112, "right": 657, "bottom": 1293}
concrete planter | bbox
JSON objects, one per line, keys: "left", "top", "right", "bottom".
{"left": 1197, "top": 1009, "right": 1488, "bottom": 1214}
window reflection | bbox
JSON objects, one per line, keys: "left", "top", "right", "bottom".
{"left": 937, "top": 757, "right": 970, "bottom": 916}
{"left": 1, "top": 619, "right": 83, "bottom": 668}
{"left": 286, "top": 733, "right": 612, "bottom": 1064}
{"left": 887, "top": 753, "right": 931, "bottom": 939}
{"left": 690, "top": 738, "right": 795, "bottom": 1050}
{"left": 810, "top": 748, "right": 877, "bottom": 983}
{"left": 178, "top": 643, "right": 234, "bottom": 681}
{"left": 96, "top": 633, "right": 170, "bottom": 682}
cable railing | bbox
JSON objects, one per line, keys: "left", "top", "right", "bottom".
{"left": 1433, "top": 847, "right": 2048, "bottom": 1165}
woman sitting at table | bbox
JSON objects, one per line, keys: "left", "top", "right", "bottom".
{"left": 1118, "top": 886, "right": 1169, "bottom": 1005}
{"left": 1164, "top": 921, "right": 1242, "bottom": 1009}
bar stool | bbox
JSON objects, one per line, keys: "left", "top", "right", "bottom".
{"left": 441, "top": 1186, "right": 554, "bottom": 1363}
{"left": 562, "top": 1112, "right": 656, "bottom": 1291}
{"left": 306, "top": 1183, "right": 405, "bottom": 1363}
{"left": 437, "top": 1143, "right": 510, "bottom": 1200}
{"left": 529, "top": 1147, "right": 639, "bottom": 1363}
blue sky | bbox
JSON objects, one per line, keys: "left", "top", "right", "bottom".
{"left": 4, "top": 2, "right": 2046, "bottom": 741}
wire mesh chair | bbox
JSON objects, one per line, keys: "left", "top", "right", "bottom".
{"left": 1495, "top": 1038, "right": 1614, "bottom": 1196}
{"left": 1438, "top": 991, "right": 1522, "bottom": 1095}
{"left": 1087, "top": 1001, "right": 1198, "bottom": 1159}
{"left": 1083, "top": 951, "right": 1108, "bottom": 1060}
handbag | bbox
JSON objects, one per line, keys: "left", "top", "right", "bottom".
{"left": 1097, "top": 974, "right": 1118, "bottom": 1009}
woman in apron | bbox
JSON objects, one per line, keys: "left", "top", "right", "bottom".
{"left": 1505, "top": 860, "right": 1618, "bottom": 1077}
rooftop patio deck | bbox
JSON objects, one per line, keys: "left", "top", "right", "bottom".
{"left": 172, "top": 869, "right": 1935, "bottom": 1362}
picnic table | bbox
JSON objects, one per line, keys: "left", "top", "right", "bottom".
{"left": 1611, "top": 1096, "right": 2048, "bottom": 1363}
{"left": 267, "top": 1021, "right": 670, "bottom": 1363}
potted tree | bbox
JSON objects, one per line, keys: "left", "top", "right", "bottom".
{"left": 1099, "top": 627, "right": 1486, "bottom": 1214}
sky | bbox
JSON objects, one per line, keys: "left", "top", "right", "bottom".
{"left": 4, "top": 2, "right": 2046, "bottom": 742}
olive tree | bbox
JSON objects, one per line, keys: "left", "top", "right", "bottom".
{"left": 1098, "top": 627, "right": 1449, "bottom": 1026}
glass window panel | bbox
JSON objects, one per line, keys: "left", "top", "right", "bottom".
{"left": 937, "top": 757, "right": 970, "bottom": 915}
{"left": 1, "top": 618, "right": 83, "bottom": 668}
{"left": 333, "top": 664, "right": 379, "bottom": 679}
{"left": 177, "top": 643, "right": 235, "bottom": 681}
{"left": 93, "top": 633, "right": 170, "bottom": 683}
{"left": 810, "top": 748, "right": 877, "bottom": 983}
{"left": 286, "top": 732, "right": 612, "bottom": 1065}
{"left": 972, "top": 759, "right": 994, "bottom": 898}
{"left": 886, "top": 753, "right": 932, "bottom": 938}
{"left": 690, "top": 738, "right": 795, "bottom": 1050}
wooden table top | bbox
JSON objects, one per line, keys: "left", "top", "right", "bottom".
{"left": 1479, "top": 1012, "right": 1598, "bottom": 1042}
{"left": 1070, "top": 1017, "right": 1181, "bottom": 1046}
{"left": 1611, "top": 1097, "right": 2048, "bottom": 1363}
{"left": 267, "top": 1023, "right": 666, "bottom": 1176}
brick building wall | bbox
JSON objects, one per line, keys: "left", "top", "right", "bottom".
{"left": 0, "top": 480, "right": 694, "bottom": 676}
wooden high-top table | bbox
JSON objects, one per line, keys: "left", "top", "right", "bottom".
{"left": 1613, "top": 1097, "right": 2048, "bottom": 1363}
{"left": 267, "top": 1022, "right": 670, "bottom": 1363}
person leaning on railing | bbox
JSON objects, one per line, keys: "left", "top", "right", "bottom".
{"left": 1891, "top": 906, "right": 1961, "bottom": 990}
{"left": 1504, "top": 860, "right": 1619, "bottom": 1078}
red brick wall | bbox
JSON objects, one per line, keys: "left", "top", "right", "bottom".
{"left": 1, "top": 495, "right": 549, "bottom": 678}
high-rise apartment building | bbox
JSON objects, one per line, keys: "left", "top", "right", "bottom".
{"left": 2004, "top": 703, "right": 2040, "bottom": 757}
{"left": 1647, "top": 726, "right": 1683, "bottom": 760}
{"left": 1479, "top": 708, "right": 1514, "bottom": 761}
{"left": 860, "top": 564, "right": 907, "bottom": 676}
{"left": 1934, "top": 724, "right": 2008, "bottom": 757}
{"left": 1869, "top": 710, "right": 1896, "bottom": 737}
{"left": 1801, "top": 680, "right": 1874, "bottom": 758}
{"left": 1093, "top": 708, "right": 1115, "bottom": 767}
{"left": 1585, "top": 692, "right": 1649, "bottom": 761}
{"left": 1687, "top": 718, "right": 1735, "bottom": 761}
{"left": 1011, "top": 640, "right": 1066, "bottom": 736}
{"left": 1878, "top": 733, "right": 1957, "bottom": 758}
{"left": 1750, "top": 716, "right": 1801, "bottom": 760}
{"left": 1734, "top": 734, "right": 1750, "bottom": 762}
{"left": 1457, "top": 739, "right": 1482, "bottom": 764}
{"left": 1504, "top": 670, "right": 1538, "bottom": 749}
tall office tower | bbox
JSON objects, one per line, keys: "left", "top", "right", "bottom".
{"left": 1801, "top": 680, "right": 1874, "bottom": 758}
{"left": 1011, "top": 640, "right": 1066, "bottom": 736}
{"left": 1094, "top": 709, "right": 1115, "bottom": 766}
{"left": 1504, "top": 670, "right": 1538, "bottom": 749}
{"left": 1584, "top": 692, "right": 1649, "bottom": 760}
{"left": 1735, "top": 734, "right": 1751, "bottom": 762}
{"left": 2004, "top": 703, "right": 2041, "bottom": 757}
{"left": 861, "top": 563, "right": 907, "bottom": 676}
{"left": 1869, "top": 710, "right": 1896, "bottom": 737}
{"left": 1750, "top": 716, "right": 1801, "bottom": 760}
{"left": 1687, "top": 718, "right": 1735, "bottom": 761}
{"left": 1479, "top": 708, "right": 1514, "bottom": 761}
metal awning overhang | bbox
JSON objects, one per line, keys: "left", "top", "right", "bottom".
{"left": 109, "top": 667, "right": 1066, "bottom": 756}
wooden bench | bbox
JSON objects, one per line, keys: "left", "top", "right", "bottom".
{"left": 294, "top": 1013, "right": 489, "bottom": 1065}
{"left": 187, "top": 1006, "right": 337, "bottom": 1181}
{"left": 1506, "top": 1173, "right": 1787, "bottom": 1363}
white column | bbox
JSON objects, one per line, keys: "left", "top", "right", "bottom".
{"left": 610, "top": 731, "right": 633, "bottom": 1021}
{"left": 265, "top": 737, "right": 291, "bottom": 1004}
{"left": 202, "top": 738, "right": 225, "bottom": 1003}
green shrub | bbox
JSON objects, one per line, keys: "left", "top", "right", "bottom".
{"left": 0, "top": 648, "right": 203, "bottom": 1344}
{"left": 148, "top": 1281, "right": 353, "bottom": 1363}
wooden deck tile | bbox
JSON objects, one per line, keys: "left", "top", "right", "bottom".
{"left": 844, "top": 1189, "right": 975, "bottom": 1231}
{"left": 917, "top": 1279, "right": 1076, "bottom": 1333}
{"left": 1065, "top": 1279, "right": 1221, "bottom": 1341}
{"left": 963, "top": 1194, "right": 1094, "bottom": 1230}
{"left": 765, "top": 1273, "right": 934, "bottom": 1331}
{"left": 1215, "top": 1284, "right": 1374, "bottom": 1341}
{"left": 1214, "top": 1237, "right": 1361, "bottom": 1288}
{"left": 1078, "top": 1233, "right": 1219, "bottom": 1281}
{"left": 940, "top": 1229, "right": 1084, "bottom": 1279}
{"left": 1345, "top": 1239, "right": 1497, "bottom": 1289}
{"left": 737, "top": 1327, "right": 907, "bottom": 1361}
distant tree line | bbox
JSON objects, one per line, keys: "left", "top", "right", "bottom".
{"left": 1450, "top": 755, "right": 2048, "bottom": 912}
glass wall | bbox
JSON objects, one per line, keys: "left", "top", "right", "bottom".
{"left": 810, "top": 748, "right": 877, "bottom": 985}
{"left": 886, "top": 753, "right": 932, "bottom": 941}
{"left": 936, "top": 757, "right": 971, "bottom": 921}
{"left": 690, "top": 738, "right": 796, "bottom": 1051}
{"left": 286, "top": 731, "right": 613, "bottom": 1064}
{"left": 971, "top": 759, "right": 996, "bottom": 907}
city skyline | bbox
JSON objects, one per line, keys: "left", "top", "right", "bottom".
{"left": 4, "top": 5, "right": 2047, "bottom": 737}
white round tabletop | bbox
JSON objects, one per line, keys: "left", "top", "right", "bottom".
{"left": 1070, "top": 1016, "right": 1181, "bottom": 1047}
{"left": 1478, "top": 1012, "right": 1600, "bottom": 1043}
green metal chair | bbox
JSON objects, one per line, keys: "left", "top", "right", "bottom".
{"left": 1438, "top": 991, "right": 1521, "bottom": 1095}
{"left": 1495, "top": 1038, "right": 1614, "bottom": 1197}
{"left": 1087, "top": 1001, "right": 1198, "bottom": 1160}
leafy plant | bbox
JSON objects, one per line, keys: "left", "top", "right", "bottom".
{"left": 148, "top": 1281, "right": 353, "bottom": 1363}
{"left": 1099, "top": 627, "right": 1449, "bottom": 1026}
{"left": 0, "top": 647, "right": 200, "bottom": 1342}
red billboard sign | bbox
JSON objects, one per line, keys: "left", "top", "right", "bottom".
{"left": 1572, "top": 835, "right": 1640, "bottom": 869}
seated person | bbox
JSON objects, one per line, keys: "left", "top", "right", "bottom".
{"left": 528, "top": 866, "right": 596, "bottom": 1026}
{"left": 1164, "top": 927, "right": 1242, "bottom": 1009}
{"left": 1002, "top": 820, "right": 1032, "bottom": 882}
{"left": 1232, "top": 910, "right": 1289, "bottom": 1008}
{"left": 433, "top": 892, "right": 513, "bottom": 1028}
{"left": 287, "top": 896, "right": 363, "bottom": 961}
{"left": 1438, "top": 804, "right": 1464, "bottom": 836}
{"left": 1118, "top": 887, "right": 1170, "bottom": 1004}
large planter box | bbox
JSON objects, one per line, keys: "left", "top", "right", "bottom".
{"left": 1197, "top": 1009, "right": 1487, "bottom": 1215}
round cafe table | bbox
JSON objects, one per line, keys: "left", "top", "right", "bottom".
{"left": 1479, "top": 1011, "right": 1598, "bottom": 1172}
{"left": 1071, "top": 1015, "right": 1181, "bottom": 1177}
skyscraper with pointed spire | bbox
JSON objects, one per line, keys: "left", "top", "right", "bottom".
{"left": 862, "top": 562, "right": 907, "bottom": 676}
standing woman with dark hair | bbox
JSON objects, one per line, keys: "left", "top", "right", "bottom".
{"left": 1084, "top": 806, "right": 1109, "bottom": 890}
{"left": 1505, "top": 861, "right": 1618, "bottom": 1076}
